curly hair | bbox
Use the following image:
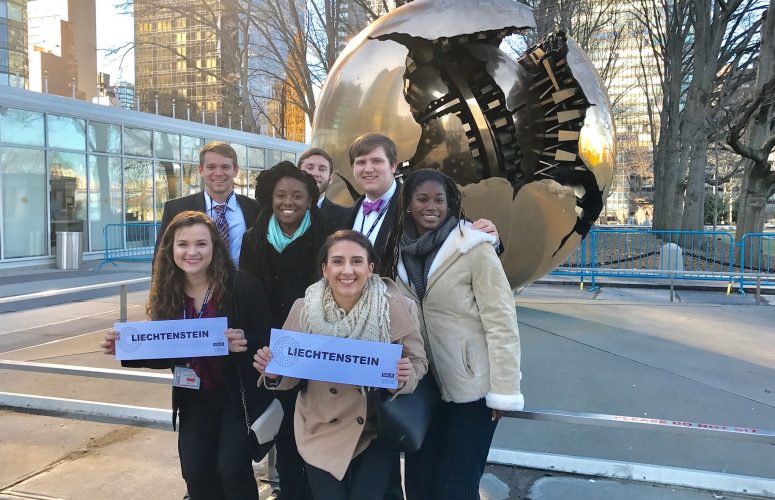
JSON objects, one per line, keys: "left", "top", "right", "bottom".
{"left": 379, "top": 169, "right": 466, "bottom": 279}
{"left": 242, "top": 161, "right": 327, "bottom": 278}
{"left": 147, "top": 211, "right": 234, "bottom": 320}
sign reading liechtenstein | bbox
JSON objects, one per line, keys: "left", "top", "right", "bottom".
{"left": 114, "top": 317, "right": 229, "bottom": 360}
{"left": 267, "top": 328, "right": 402, "bottom": 389}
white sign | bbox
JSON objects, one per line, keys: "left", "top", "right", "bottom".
{"left": 267, "top": 328, "right": 402, "bottom": 389}
{"left": 114, "top": 317, "right": 229, "bottom": 360}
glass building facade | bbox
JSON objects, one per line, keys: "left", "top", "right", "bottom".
{"left": 0, "top": 0, "right": 28, "bottom": 88}
{"left": 0, "top": 84, "right": 305, "bottom": 265}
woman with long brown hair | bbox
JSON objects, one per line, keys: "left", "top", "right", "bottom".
{"left": 254, "top": 230, "right": 427, "bottom": 500}
{"left": 101, "top": 211, "right": 274, "bottom": 500}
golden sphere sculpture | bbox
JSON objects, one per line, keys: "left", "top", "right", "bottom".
{"left": 312, "top": 0, "right": 616, "bottom": 287}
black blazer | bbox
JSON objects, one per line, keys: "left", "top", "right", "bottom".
{"left": 155, "top": 191, "right": 260, "bottom": 253}
{"left": 345, "top": 186, "right": 402, "bottom": 261}
{"left": 122, "top": 271, "right": 274, "bottom": 436}
{"left": 320, "top": 197, "right": 350, "bottom": 233}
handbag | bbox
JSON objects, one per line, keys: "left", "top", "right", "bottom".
{"left": 368, "top": 374, "right": 441, "bottom": 452}
{"left": 238, "top": 366, "right": 277, "bottom": 461}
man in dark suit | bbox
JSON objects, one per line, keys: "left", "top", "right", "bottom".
{"left": 345, "top": 133, "right": 501, "bottom": 259}
{"left": 155, "top": 141, "right": 259, "bottom": 267}
{"left": 298, "top": 147, "right": 350, "bottom": 232}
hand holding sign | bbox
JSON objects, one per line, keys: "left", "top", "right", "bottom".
{"left": 225, "top": 328, "right": 247, "bottom": 353}
{"left": 253, "top": 347, "right": 277, "bottom": 379}
{"left": 101, "top": 330, "right": 119, "bottom": 355}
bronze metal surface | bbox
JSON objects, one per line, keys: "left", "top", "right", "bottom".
{"left": 312, "top": 0, "right": 616, "bottom": 287}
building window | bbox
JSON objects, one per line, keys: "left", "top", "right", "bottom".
{"left": 154, "top": 130, "right": 181, "bottom": 160}
{"left": 88, "top": 155, "right": 123, "bottom": 251}
{"left": 124, "top": 159, "right": 153, "bottom": 221}
{"left": 0, "top": 107, "right": 44, "bottom": 146}
{"left": 49, "top": 151, "right": 87, "bottom": 253}
{"left": 88, "top": 121, "right": 121, "bottom": 154}
{"left": 0, "top": 146, "right": 46, "bottom": 258}
{"left": 124, "top": 127, "right": 153, "bottom": 157}
{"left": 48, "top": 115, "right": 87, "bottom": 151}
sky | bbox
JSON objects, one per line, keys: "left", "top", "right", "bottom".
{"left": 95, "top": 2, "right": 135, "bottom": 84}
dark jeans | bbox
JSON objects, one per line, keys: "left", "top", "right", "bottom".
{"left": 306, "top": 438, "right": 396, "bottom": 500}
{"left": 404, "top": 398, "right": 497, "bottom": 500}
{"left": 177, "top": 387, "right": 258, "bottom": 500}
{"left": 275, "top": 388, "right": 313, "bottom": 500}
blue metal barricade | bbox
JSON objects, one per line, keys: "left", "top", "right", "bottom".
{"left": 738, "top": 233, "right": 775, "bottom": 290}
{"left": 550, "top": 229, "right": 739, "bottom": 287}
{"left": 100, "top": 223, "right": 160, "bottom": 267}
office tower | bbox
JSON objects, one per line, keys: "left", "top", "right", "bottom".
{"left": 0, "top": 0, "right": 28, "bottom": 88}
{"left": 134, "top": 0, "right": 240, "bottom": 122}
{"left": 27, "top": 0, "right": 97, "bottom": 100}
{"left": 585, "top": 2, "right": 661, "bottom": 222}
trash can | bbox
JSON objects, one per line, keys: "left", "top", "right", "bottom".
{"left": 56, "top": 231, "right": 83, "bottom": 270}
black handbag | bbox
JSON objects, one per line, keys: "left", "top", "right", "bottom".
{"left": 368, "top": 374, "right": 441, "bottom": 452}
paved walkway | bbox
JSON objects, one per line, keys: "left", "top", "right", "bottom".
{"left": 0, "top": 261, "right": 772, "bottom": 499}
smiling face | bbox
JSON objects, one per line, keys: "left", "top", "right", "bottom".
{"left": 198, "top": 151, "right": 238, "bottom": 202}
{"left": 352, "top": 146, "right": 397, "bottom": 199}
{"left": 172, "top": 223, "right": 213, "bottom": 279}
{"left": 409, "top": 180, "right": 449, "bottom": 236}
{"left": 322, "top": 240, "right": 375, "bottom": 312}
{"left": 299, "top": 154, "right": 333, "bottom": 195}
{"left": 272, "top": 176, "right": 311, "bottom": 235}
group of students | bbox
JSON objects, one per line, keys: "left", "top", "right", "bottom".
{"left": 101, "top": 133, "right": 523, "bottom": 500}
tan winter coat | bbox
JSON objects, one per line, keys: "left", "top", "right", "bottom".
{"left": 266, "top": 278, "right": 427, "bottom": 481}
{"left": 396, "top": 221, "right": 523, "bottom": 411}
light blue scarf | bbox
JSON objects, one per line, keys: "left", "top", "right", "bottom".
{"left": 267, "top": 210, "right": 311, "bottom": 253}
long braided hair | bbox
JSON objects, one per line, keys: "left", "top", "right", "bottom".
{"left": 148, "top": 211, "right": 233, "bottom": 320}
{"left": 379, "top": 169, "right": 466, "bottom": 280}
{"left": 241, "top": 161, "right": 327, "bottom": 278}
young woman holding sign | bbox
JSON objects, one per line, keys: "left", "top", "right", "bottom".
{"left": 101, "top": 211, "right": 273, "bottom": 500}
{"left": 253, "top": 230, "right": 427, "bottom": 500}
{"left": 380, "top": 169, "right": 524, "bottom": 500}
{"left": 239, "top": 161, "right": 329, "bottom": 500}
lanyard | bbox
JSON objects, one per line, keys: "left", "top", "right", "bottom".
{"left": 208, "top": 191, "right": 234, "bottom": 218}
{"left": 360, "top": 200, "right": 390, "bottom": 239}
{"left": 183, "top": 286, "right": 212, "bottom": 320}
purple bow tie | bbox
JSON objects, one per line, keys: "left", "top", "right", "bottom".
{"left": 362, "top": 198, "right": 384, "bottom": 216}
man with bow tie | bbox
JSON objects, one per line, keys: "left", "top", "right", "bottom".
{"left": 345, "top": 133, "right": 499, "bottom": 260}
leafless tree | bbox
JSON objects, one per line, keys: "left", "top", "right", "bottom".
{"left": 727, "top": 1, "right": 775, "bottom": 248}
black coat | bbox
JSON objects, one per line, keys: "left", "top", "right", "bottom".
{"left": 155, "top": 191, "right": 260, "bottom": 253}
{"left": 240, "top": 226, "right": 320, "bottom": 329}
{"left": 122, "top": 270, "right": 274, "bottom": 431}
{"left": 320, "top": 197, "right": 350, "bottom": 234}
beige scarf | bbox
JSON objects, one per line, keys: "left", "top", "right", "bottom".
{"left": 300, "top": 275, "right": 391, "bottom": 343}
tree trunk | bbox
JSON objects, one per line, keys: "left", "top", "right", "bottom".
{"left": 734, "top": 167, "right": 770, "bottom": 265}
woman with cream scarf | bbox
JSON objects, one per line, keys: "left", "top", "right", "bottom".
{"left": 254, "top": 230, "right": 427, "bottom": 500}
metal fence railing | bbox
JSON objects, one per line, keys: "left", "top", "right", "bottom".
{"left": 550, "top": 228, "right": 774, "bottom": 293}
{"left": 101, "top": 223, "right": 160, "bottom": 268}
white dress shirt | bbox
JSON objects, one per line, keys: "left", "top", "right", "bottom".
{"left": 205, "top": 191, "right": 247, "bottom": 267}
{"left": 351, "top": 180, "right": 397, "bottom": 246}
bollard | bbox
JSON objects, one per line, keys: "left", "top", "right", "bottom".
{"left": 120, "top": 284, "right": 128, "bottom": 322}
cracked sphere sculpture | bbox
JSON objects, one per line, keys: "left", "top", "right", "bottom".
{"left": 312, "top": 0, "right": 616, "bottom": 287}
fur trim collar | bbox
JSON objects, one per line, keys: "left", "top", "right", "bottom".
{"left": 397, "top": 220, "right": 497, "bottom": 285}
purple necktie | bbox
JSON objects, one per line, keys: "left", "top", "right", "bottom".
{"left": 362, "top": 199, "right": 383, "bottom": 216}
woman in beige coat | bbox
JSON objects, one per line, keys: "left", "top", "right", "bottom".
{"left": 254, "top": 230, "right": 427, "bottom": 500}
{"left": 381, "top": 169, "right": 523, "bottom": 500}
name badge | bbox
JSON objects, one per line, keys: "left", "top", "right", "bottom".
{"left": 173, "top": 366, "right": 201, "bottom": 390}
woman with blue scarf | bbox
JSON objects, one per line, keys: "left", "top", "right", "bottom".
{"left": 240, "top": 160, "right": 327, "bottom": 500}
